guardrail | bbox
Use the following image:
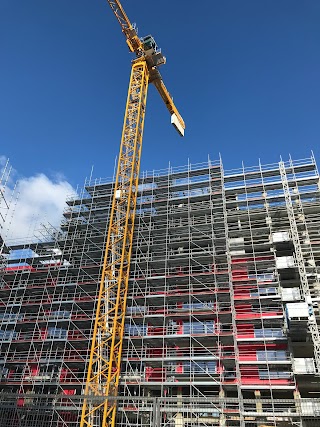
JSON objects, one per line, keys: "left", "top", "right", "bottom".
{"left": 0, "top": 393, "right": 319, "bottom": 427}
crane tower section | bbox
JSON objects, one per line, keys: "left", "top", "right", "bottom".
{"left": 80, "top": 1, "right": 185, "bottom": 427}
{"left": 80, "top": 58, "right": 149, "bottom": 427}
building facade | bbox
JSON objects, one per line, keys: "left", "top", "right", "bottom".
{"left": 0, "top": 155, "right": 320, "bottom": 426}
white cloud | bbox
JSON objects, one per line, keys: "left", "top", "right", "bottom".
{"left": 0, "top": 156, "right": 7, "bottom": 166}
{"left": 0, "top": 159, "right": 76, "bottom": 241}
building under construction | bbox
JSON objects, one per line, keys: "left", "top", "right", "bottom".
{"left": 0, "top": 154, "right": 320, "bottom": 426}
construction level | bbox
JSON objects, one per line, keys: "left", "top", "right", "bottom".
{"left": 0, "top": 154, "right": 320, "bottom": 426}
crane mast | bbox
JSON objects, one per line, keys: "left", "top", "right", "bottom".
{"left": 80, "top": 2, "right": 184, "bottom": 427}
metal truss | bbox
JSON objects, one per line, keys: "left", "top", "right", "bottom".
{"left": 279, "top": 160, "right": 320, "bottom": 375}
{"left": 80, "top": 59, "right": 149, "bottom": 427}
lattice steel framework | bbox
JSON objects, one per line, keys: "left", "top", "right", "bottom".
{"left": 80, "top": 59, "right": 149, "bottom": 427}
{"left": 279, "top": 160, "right": 320, "bottom": 374}
{"left": 1, "top": 155, "right": 320, "bottom": 426}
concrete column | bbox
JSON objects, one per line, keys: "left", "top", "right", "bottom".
{"left": 219, "top": 389, "right": 226, "bottom": 427}
{"left": 254, "top": 390, "right": 263, "bottom": 412}
{"left": 175, "top": 388, "right": 184, "bottom": 427}
{"left": 174, "top": 413, "right": 184, "bottom": 427}
{"left": 294, "top": 389, "right": 302, "bottom": 417}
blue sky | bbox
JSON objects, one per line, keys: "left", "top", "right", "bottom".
{"left": 1, "top": 0, "right": 320, "bottom": 188}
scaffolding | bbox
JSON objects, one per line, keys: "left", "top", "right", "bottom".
{"left": 0, "top": 155, "right": 320, "bottom": 426}
{"left": 0, "top": 394, "right": 320, "bottom": 427}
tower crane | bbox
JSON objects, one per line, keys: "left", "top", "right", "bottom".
{"left": 80, "top": 2, "right": 185, "bottom": 427}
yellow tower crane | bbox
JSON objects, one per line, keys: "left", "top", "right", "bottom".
{"left": 80, "top": 1, "right": 185, "bottom": 427}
